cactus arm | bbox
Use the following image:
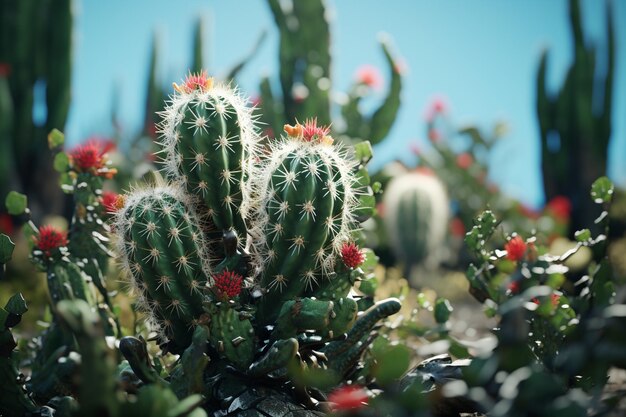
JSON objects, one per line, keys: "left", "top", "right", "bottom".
{"left": 272, "top": 298, "right": 334, "bottom": 339}
{"left": 207, "top": 305, "right": 255, "bottom": 371}
{"left": 144, "top": 33, "right": 162, "bottom": 137}
{"left": 191, "top": 18, "right": 204, "bottom": 74}
{"left": 259, "top": 76, "right": 282, "bottom": 137}
{"left": 597, "top": 0, "right": 614, "bottom": 152}
{"left": 536, "top": 50, "right": 556, "bottom": 199}
{"left": 225, "top": 30, "right": 268, "bottom": 82}
{"left": 56, "top": 300, "right": 119, "bottom": 417}
{"left": 322, "top": 298, "right": 401, "bottom": 359}
{"left": 0, "top": 294, "right": 38, "bottom": 417}
{"left": 45, "top": 0, "right": 72, "bottom": 134}
{"left": 367, "top": 39, "right": 402, "bottom": 145}
{"left": 247, "top": 338, "right": 299, "bottom": 377}
{"left": 119, "top": 336, "right": 168, "bottom": 386}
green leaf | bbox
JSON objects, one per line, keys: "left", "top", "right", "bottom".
{"left": 574, "top": 229, "right": 591, "bottom": 242}
{"left": 48, "top": 128, "right": 65, "bottom": 149}
{"left": 354, "top": 140, "right": 373, "bottom": 165}
{"left": 5, "top": 191, "right": 27, "bottom": 215}
{"left": 359, "top": 277, "right": 378, "bottom": 296}
{"left": 0, "top": 234, "right": 15, "bottom": 263}
{"left": 434, "top": 298, "right": 453, "bottom": 323}
{"left": 590, "top": 176, "right": 614, "bottom": 204}
{"left": 53, "top": 152, "right": 70, "bottom": 172}
{"left": 5, "top": 293, "right": 28, "bottom": 315}
{"left": 373, "top": 344, "right": 411, "bottom": 385}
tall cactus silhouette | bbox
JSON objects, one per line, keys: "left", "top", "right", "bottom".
{"left": 536, "top": 0, "right": 614, "bottom": 235}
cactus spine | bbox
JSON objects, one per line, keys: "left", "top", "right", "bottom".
{"left": 249, "top": 120, "right": 359, "bottom": 323}
{"left": 159, "top": 73, "right": 261, "bottom": 245}
{"left": 383, "top": 172, "right": 449, "bottom": 279}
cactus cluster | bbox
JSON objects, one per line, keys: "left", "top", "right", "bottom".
{"left": 110, "top": 72, "right": 400, "bottom": 413}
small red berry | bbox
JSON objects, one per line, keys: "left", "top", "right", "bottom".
{"left": 505, "top": 236, "right": 527, "bottom": 262}
{"left": 328, "top": 385, "right": 368, "bottom": 411}
{"left": 34, "top": 225, "right": 67, "bottom": 256}
{"left": 508, "top": 281, "right": 520, "bottom": 294}
{"left": 212, "top": 270, "right": 243, "bottom": 299}
{"left": 340, "top": 242, "right": 365, "bottom": 269}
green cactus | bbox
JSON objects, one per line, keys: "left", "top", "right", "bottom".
{"left": 159, "top": 73, "right": 261, "bottom": 245}
{"left": 0, "top": 0, "right": 72, "bottom": 219}
{"left": 249, "top": 120, "right": 359, "bottom": 323}
{"left": 536, "top": 0, "right": 614, "bottom": 235}
{"left": 206, "top": 303, "right": 255, "bottom": 371}
{"left": 116, "top": 185, "right": 211, "bottom": 353}
{"left": 260, "top": 0, "right": 402, "bottom": 146}
{"left": 382, "top": 171, "right": 450, "bottom": 280}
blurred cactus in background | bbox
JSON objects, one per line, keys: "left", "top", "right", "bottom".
{"left": 259, "top": 0, "right": 402, "bottom": 146}
{"left": 536, "top": 0, "right": 615, "bottom": 236}
{"left": 382, "top": 171, "right": 449, "bottom": 282}
{"left": 0, "top": 0, "right": 73, "bottom": 221}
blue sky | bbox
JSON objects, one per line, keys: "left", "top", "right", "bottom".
{"left": 66, "top": 0, "right": 626, "bottom": 209}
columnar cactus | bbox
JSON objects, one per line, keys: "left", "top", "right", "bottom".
{"left": 158, "top": 71, "right": 261, "bottom": 245}
{"left": 115, "top": 185, "right": 211, "bottom": 353}
{"left": 248, "top": 119, "right": 359, "bottom": 323}
{"left": 383, "top": 172, "right": 449, "bottom": 280}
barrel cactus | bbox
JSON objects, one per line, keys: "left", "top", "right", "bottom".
{"left": 383, "top": 171, "right": 449, "bottom": 280}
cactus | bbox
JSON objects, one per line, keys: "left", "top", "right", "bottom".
{"left": 0, "top": 0, "right": 72, "bottom": 220}
{"left": 249, "top": 119, "right": 359, "bottom": 323}
{"left": 115, "top": 185, "right": 211, "bottom": 353}
{"left": 536, "top": 0, "right": 614, "bottom": 235}
{"left": 158, "top": 72, "right": 261, "bottom": 246}
{"left": 259, "top": 0, "right": 403, "bottom": 146}
{"left": 382, "top": 172, "right": 450, "bottom": 280}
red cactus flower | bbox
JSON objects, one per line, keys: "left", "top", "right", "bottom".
{"left": 450, "top": 217, "right": 466, "bottom": 238}
{"left": 505, "top": 236, "right": 527, "bottom": 262}
{"left": 34, "top": 225, "right": 67, "bottom": 256}
{"left": 180, "top": 71, "right": 213, "bottom": 93}
{"left": 328, "top": 385, "right": 368, "bottom": 411}
{"left": 101, "top": 191, "right": 119, "bottom": 214}
{"left": 70, "top": 142, "right": 104, "bottom": 171}
{"left": 456, "top": 153, "right": 473, "bottom": 169}
{"left": 355, "top": 65, "right": 382, "bottom": 89}
{"left": 546, "top": 196, "right": 571, "bottom": 221}
{"left": 302, "top": 118, "right": 331, "bottom": 143}
{"left": 341, "top": 242, "right": 365, "bottom": 269}
{"left": 212, "top": 270, "right": 243, "bottom": 299}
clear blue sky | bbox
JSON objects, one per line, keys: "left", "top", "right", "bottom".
{"left": 65, "top": 0, "right": 626, "bottom": 209}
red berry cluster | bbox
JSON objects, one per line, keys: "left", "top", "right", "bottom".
{"left": 212, "top": 270, "right": 243, "bottom": 299}
{"left": 340, "top": 242, "right": 365, "bottom": 269}
{"left": 34, "top": 225, "right": 67, "bottom": 256}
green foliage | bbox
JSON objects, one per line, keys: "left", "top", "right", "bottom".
{"left": 5, "top": 191, "right": 27, "bottom": 216}
{"left": 536, "top": 0, "right": 615, "bottom": 236}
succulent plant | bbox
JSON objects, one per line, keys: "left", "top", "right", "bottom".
{"left": 382, "top": 171, "right": 450, "bottom": 280}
